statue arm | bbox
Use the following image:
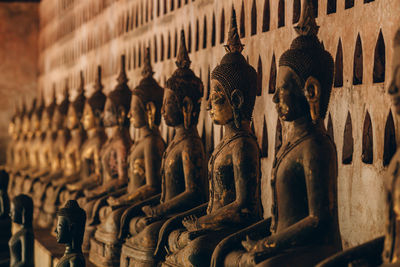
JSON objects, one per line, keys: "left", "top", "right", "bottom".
{"left": 197, "top": 138, "right": 260, "bottom": 229}
{"left": 14, "top": 234, "right": 29, "bottom": 267}
{"left": 152, "top": 142, "right": 205, "bottom": 216}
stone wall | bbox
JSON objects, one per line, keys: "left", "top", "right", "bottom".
{"left": 38, "top": 0, "right": 400, "bottom": 249}
{"left": 0, "top": 2, "right": 39, "bottom": 164}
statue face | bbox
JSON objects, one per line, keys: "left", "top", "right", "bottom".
{"left": 31, "top": 114, "right": 40, "bottom": 133}
{"left": 9, "top": 201, "right": 22, "bottom": 224}
{"left": 41, "top": 112, "right": 51, "bottom": 132}
{"left": 208, "top": 79, "right": 233, "bottom": 125}
{"left": 273, "top": 66, "right": 308, "bottom": 121}
{"left": 66, "top": 106, "right": 79, "bottom": 130}
{"left": 82, "top": 103, "right": 96, "bottom": 130}
{"left": 22, "top": 115, "right": 30, "bottom": 134}
{"left": 52, "top": 109, "right": 64, "bottom": 131}
{"left": 162, "top": 89, "right": 182, "bottom": 126}
{"left": 55, "top": 215, "right": 71, "bottom": 244}
{"left": 129, "top": 95, "right": 146, "bottom": 129}
{"left": 389, "top": 45, "right": 400, "bottom": 115}
{"left": 8, "top": 121, "right": 15, "bottom": 137}
{"left": 103, "top": 98, "right": 118, "bottom": 128}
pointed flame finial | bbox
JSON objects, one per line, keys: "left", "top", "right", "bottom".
{"left": 78, "top": 71, "right": 85, "bottom": 94}
{"left": 51, "top": 84, "right": 57, "bottom": 104}
{"left": 142, "top": 47, "right": 154, "bottom": 78}
{"left": 63, "top": 78, "right": 70, "bottom": 100}
{"left": 176, "top": 29, "right": 191, "bottom": 69}
{"left": 225, "top": 6, "right": 244, "bottom": 53}
{"left": 94, "top": 65, "right": 104, "bottom": 92}
{"left": 117, "top": 55, "right": 128, "bottom": 85}
{"left": 294, "top": 0, "right": 319, "bottom": 36}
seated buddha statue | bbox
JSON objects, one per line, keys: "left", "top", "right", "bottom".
{"left": 12, "top": 98, "right": 37, "bottom": 198}
{"left": 55, "top": 200, "right": 86, "bottom": 267}
{"left": 78, "top": 55, "right": 132, "bottom": 252}
{"left": 61, "top": 66, "right": 107, "bottom": 202}
{"left": 158, "top": 8, "right": 261, "bottom": 267}
{"left": 9, "top": 100, "right": 27, "bottom": 179}
{"left": 9, "top": 194, "right": 34, "bottom": 267}
{"left": 21, "top": 94, "right": 46, "bottom": 195}
{"left": 33, "top": 84, "right": 71, "bottom": 228}
{"left": 89, "top": 47, "right": 166, "bottom": 267}
{"left": 316, "top": 27, "right": 400, "bottom": 267}
{"left": 119, "top": 30, "right": 207, "bottom": 267}
{"left": 42, "top": 72, "right": 87, "bottom": 225}
{"left": 212, "top": 2, "right": 342, "bottom": 267}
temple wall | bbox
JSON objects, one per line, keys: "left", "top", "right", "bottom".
{"left": 0, "top": 2, "right": 39, "bottom": 164}
{"left": 37, "top": 0, "right": 400, "bottom": 249}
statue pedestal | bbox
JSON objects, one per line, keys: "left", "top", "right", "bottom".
{"left": 34, "top": 228, "right": 95, "bottom": 267}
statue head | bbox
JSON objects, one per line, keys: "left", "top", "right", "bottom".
{"left": 162, "top": 30, "right": 203, "bottom": 128}
{"left": 41, "top": 86, "right": 57, "bottom": 133}
{"left": 83, "top": 66, "right": 106, "bottom": 131}
{"left": 67, "top": 72, "right": 86, "bottom": 131}
{"left": 10, "top": 194, "right": 33, "bottom": 228}
{"left": 22, "top": 98, "right": 37, "bottom": 136}
{"left": 130, "top": 47, "right": 164, "bottom": 134}
{"left": 31, "top": 92, "right": 45, "bottom": 134}
{"left": 274, "top": 0, "right": 333, "bottom": 124}
{"left": 55, "top": 200, "right": 86, "bottom": 249}
{"left": 388, "top": 28, "right": 400, "bottom": 115}
{"left": 103, "top": 55, "right": 132, "bottom": 129}
{"left": 9, "top": 102, "right": 20, "bottom": 139}
{"left": 209, "top": 7, "right": 257, "bottom": 128}
{"left": 52, "top": 81, "right": 70, "bottom": 132}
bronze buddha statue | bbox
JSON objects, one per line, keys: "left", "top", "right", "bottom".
{"left": 119, "top": 30, "right": 206, "bottom": 267}
{"left": 158, "top": 8, "right": 262, "bottom": 267}
{"left": 9, "top": 194, "right": 34, "bottom": 267}
{"left": 42, "top": 72, "right": 87, "bottom": 227}
{"left": 55, "top": 200, "right": 86, "bottom": 267}
{"left": 11, "top": 98, "right": 37, "bottom": 198}
{"left": 212, "top": 1, "right": 342, "bottom": 266}
{"left": 78, "top": 55, "right": 132, "bottom": 252}
{"left": 21, "top": 93, "right": 46, "bottom": 195}
{"left": 316, "top": 27, "right": 400, "bottom": 267}
{"left": 61, "top": 66, "right": 107, "bottom": 202}
{"left": 34, "top": 83, "right": 71, "bottom": 228}
{"left": 89, "top": 48, "right": 165, "bottom": 267}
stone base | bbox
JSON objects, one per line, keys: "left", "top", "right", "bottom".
{"left": 34, "top": 228, "right": 95, "bottom": 267}
{"left": 120, "top": 242, "right": 158, "bottom": 267}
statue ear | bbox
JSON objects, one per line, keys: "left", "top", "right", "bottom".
{"left": 182, "top": 96, "right": 193, "bottom": 129}
{"left": 117, "top": 106, "right": 126, "bottom": 127}
{"left": 145, "top": 102, "right": 156, "bottom": 130}
{"left": 304, "top": 76, "right": 321, "bottom": 123}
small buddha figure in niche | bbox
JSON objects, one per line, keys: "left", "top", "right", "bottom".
{"left": 119, "top": 30, "right": 206, "bottom": 267}
{"left": 33, "top": 84, "right": 71, "bottom": 228}
{"left": 158, "top": 8, "right": 261, "bottom": 267}
{"left": 21, "top": 94, "right": 46, "bottom": 195}
{"left": 12, "top": 98, "right": 37, "bottom": 197}
{"left": 316, "top": 27, "right": 400, "bottom": 267}
{"left": 9, "top": 194, "right": 34, "bottom": 267}
{"left": 78, "top": 55, "right": 132, "bottom": 252}
{"left": 61, "top": 66, "right": 107, "bottom": 201}
{"left": 212, "top": 2, "right": 342, "bottom": 267}
{"left": 89, "top": 48, "right": 165, "bottom": 267}
{"left": 42, "top": 72, "right": 87, "bottom": 225}
{"left": 55, "top": 200, "right": 86, "bottom": 267}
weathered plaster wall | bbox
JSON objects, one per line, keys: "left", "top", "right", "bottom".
{"left": 0, "top": 2, "right": 39, "bottom": 163}
{"left": 38, "top": 0, "right": 400, "bottom": 249}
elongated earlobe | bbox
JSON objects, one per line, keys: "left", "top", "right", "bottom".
{"left": 182, "top": 96, "right": 193, "bottom": 130}
{"left": 146, "top": 102, "right": 156, "bottom": 130}
{"left": 304, "top": 76, "right": 321, "bottom": 123}
{"left": 230, "top": 89, "right": 244, "bottom": 129}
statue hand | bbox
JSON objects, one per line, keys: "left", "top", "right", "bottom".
{"left": 107, "top": 196, "right": 119, "bottom": 206}
{"left": 182, "top": 215, "right": 199, "bottom": 231}
{"left": 142, "top": 205, "right": 161, "bottom": 217}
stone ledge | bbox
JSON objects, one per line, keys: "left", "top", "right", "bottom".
{"left": 34, "top": 227, "right": 95, "bottom": 267}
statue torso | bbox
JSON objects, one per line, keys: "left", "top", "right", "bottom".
{"left": 9, "top": 227, "right": 34, "bottom": 267}
{"left": 64, "top": 130, "right": 85, "bottom": 176}
{"left": 51, "top": 130, "right": 71, "bottom": 172}
{"left": 80, "top": 130, "right": 106, "bottom": 179}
